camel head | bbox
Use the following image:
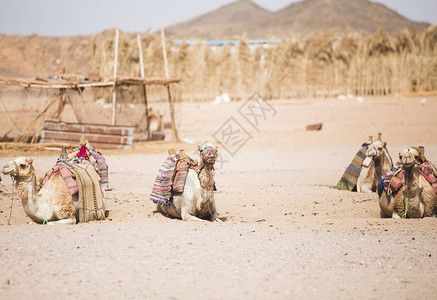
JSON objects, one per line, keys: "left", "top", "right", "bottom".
{"left": 366, "top": 141, "right": 386, "bottom": 160}
{"left": 2, "top": 157, "right": 34, "bottom": 179}
{"left": 399, "top": 148, "right": 419, "bottom": 169}
{"left": 198, "top": 143, "right": 218, "bottom": 165}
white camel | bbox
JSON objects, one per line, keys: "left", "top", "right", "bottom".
{"left": 2, "top": 157, "right": 105, "bottom": 225}
{"left": 157, "top": 144, "right": 220, "bottom": 221}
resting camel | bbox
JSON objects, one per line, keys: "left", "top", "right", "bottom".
{"left": 360, "top": 135, "right": 393, "bottom": 193}
{"left": 391, "top": 148, "right": 437, "bottom": 218}
{"left": 2, "top": 156, "right": 106, "bottom": 225}
{"left": 157, "top": 144, "right": 220, "bottom": 221}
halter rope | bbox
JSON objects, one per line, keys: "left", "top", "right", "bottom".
{"left": 7, "top": 177, "right": 15, "bottom": 225}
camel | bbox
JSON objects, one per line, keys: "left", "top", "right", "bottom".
{"left": 157, "top": 144, "right": 220, "bottom": 221}
{"left": 2, "top": 156, "right": 106, "bottom": 225}
{"left": 148, "top": 108, "right": 163, "bottom": 132}
{"left": 359, "top": 134, "right": 393, "bottom": 193}
{"left": 391, "top": 148, "right": 437, "bottom": 218}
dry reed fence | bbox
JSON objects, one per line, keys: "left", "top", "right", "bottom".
{"left": 93, "top": 26, "right": 437, "bottom": 102}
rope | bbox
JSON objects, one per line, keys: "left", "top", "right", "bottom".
{"left": 0, "top": 93, "right": 23, "bottom": 133}
{"left": 387, "top": 168, "right": 402, "bottom": 196}
{"left": 402, "top": 197, "right": 409, "bottom": 219}
{"left": 383, "top": 147, "right": 394, "bottom": 167}
{"left": 7, "top": 177, "right": 15, "bottom": 225}
{"left": 402, "top": 180, "right": 409, "bottom": 219}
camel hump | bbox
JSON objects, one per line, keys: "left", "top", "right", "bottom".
{"left": 41, "top": 173, "right": 72, "bottom": 205}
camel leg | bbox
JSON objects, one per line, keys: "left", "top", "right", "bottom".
{"left": 419, "top": 202, "right": 425, "bottom": 218}
{"left": 180, "top": 207, "right": 205, "bottom": 221}
{"left": 211, "top": 211, "right": 221, "bottom": 222}
{"left": 392, "top": 211, "right": 401, "bottom": 219}
{"left": 47, "top": 218, "right": 76, "bottom": 225}
{"left": 380, "top": 208, "right": 389, "bottom": 218}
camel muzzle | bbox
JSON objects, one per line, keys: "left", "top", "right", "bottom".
{"left": 2, "top": 162, "right": 17, "bottom": 176}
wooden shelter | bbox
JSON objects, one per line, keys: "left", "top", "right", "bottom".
{"left": 0, "top": 28, "right": 181, "bottom": 148}
{"left": 0, "top": 75, "right": 181, "bottom": 148}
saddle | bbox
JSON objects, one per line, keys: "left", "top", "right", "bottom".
{"left": 378, "top": 161, "right": 437, "bottom": 197}
{"left": 170, "top": 149, "right": 199, "bottom": 194}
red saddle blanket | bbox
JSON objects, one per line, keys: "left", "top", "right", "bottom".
{"left": 379, "top": 162, "right": 437, "bottom": 196}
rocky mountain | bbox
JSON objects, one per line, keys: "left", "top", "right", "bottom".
{"left": 165, "top": 0, "right": 430, "bottom": 38}
{"left": 165, "top": 0, "right": 271, "bottom": 39}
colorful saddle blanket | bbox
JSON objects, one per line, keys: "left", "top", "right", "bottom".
{"left": 89, "top": 148, "right": 108, "bottom": 185}
{"left": 378, "top": 162, "right": 437, "bottom": 197}
{"left": 150, "top": 154, "right": 199, "bottom": 205}
{"left": 337, "top": 143, "right": 369, "bottom": 191}
{"left": 42, "top": 160, "right": 78, "bottom": 195}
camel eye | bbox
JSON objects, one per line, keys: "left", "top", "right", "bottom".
{"left": 19, "top": 164, "right": 26, "bottom": 168}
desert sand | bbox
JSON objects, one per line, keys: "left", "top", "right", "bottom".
{"left": 0, "top": 96, "right": 436, "bottom": 299}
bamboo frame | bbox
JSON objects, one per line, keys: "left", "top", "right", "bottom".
{"left": 0, "top": 76, "right": 181, "bottom": 89}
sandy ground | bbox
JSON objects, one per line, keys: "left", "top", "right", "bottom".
{"left": 0, "top": 96, "right": 437, "bottom": 299}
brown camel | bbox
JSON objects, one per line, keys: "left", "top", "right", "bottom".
{"left": 360, "top": 134, "right": 393, "bottom": 193}
{"left": 391, "top": 148, "right": 437, "bottom": 218}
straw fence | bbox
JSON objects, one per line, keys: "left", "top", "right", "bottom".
{"left": 93, "top": 25, "right": 437, "bottom": 102}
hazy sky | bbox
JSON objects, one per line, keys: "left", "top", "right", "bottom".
{"left": 0, "top": 0, "right": 435, "bottom": 36}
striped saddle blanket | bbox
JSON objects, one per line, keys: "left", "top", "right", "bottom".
{"left": 337, "top": 143, "right": 369, "bottom": 191}
{"left": 89, "top": 148, "right": 108, "bottom": 185}
{"left": 378, "top": 162, "right": 437, "bottom": 197}
{"left": 150, "top": 154, "right": 199, "bottom": 205}
{"left": 42, "top": 160, "right": 78, "bottom": 195}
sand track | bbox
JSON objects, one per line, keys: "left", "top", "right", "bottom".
{"left": 1, "top": 96, "right": 436, "bottom": 299}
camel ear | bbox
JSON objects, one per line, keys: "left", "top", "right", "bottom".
{"left": 198, "top": 145, "right": 201, "bottom": 152}
{"left": 26, "top": 157, "right": 34, "bottom": 165}
{"left": 383, "top": 142, "right": 387, "bottom": 148}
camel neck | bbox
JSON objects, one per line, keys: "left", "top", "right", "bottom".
{"left": 403, "top": 165, "right": 420, "bottom": 197}
{"left": 199, "top": 162, "right": 215, "bottom": 204}
{"left": 15, "top": 174, "right": 37, "bottom": 208}
{"left": 374, "top": 153, "right": 392, "bottom": 178}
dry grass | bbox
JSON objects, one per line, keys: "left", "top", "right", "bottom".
{"left": 90, "top": 26, "right": 437, "bottom": 102}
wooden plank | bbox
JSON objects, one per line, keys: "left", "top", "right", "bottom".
{"left": 39, "top": 138, "right": 128, "bottom": 149}
{"left": 0, "top": 76, "right": 181, "bottom": 89}
{"left": 40, "top": 121, "right": 134, "bottom": 149}
{"left": 41, "top": 131, "right": 133, "bottom": 145}
{"left": 42, "top": 121, "right": 134, "bottom": 136}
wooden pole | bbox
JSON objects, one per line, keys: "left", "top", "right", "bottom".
{"left": 111, "top": 28, "right": 119, "bottom": 126}
{"left": 166, "top": 84, "right": 179, "bottom": 141}
{"left": 137, "top": 34, "right": 151, "bottom": 140}
{"left": 56, "top": 88, "right": 65, "bottom": 122}
{"left": 161, "top": 24, "right": 179, "bottom": 141}
{"left": 137, "top": 34, "right": 145, "bottom": 79}
{"left": 161, "top": 24, "right": 170, "bottom": 79}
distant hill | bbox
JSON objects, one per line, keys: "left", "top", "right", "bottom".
{"left": 165, "top": 0, "right": 430, "bottom": 39}
{"left": 165, "top": 0, "right": 271, "bottom": 39}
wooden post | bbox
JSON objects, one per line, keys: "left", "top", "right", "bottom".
{"left": 161, "top": 24, "right": 179, "bottom": 141}
{"left": 167, "top": 83, "right": 179, "bottom": 141}
{"left": 137, "top": 34, "right": 151, "bottom": 140}
{"left": 111, "top": 28, "right": 119, "bottom": 126}
{"left": 161, "top": 24, "right": 170, "bottom": 79}
{"left": 56, "top": 88, "right": 66, "bottom": 121}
